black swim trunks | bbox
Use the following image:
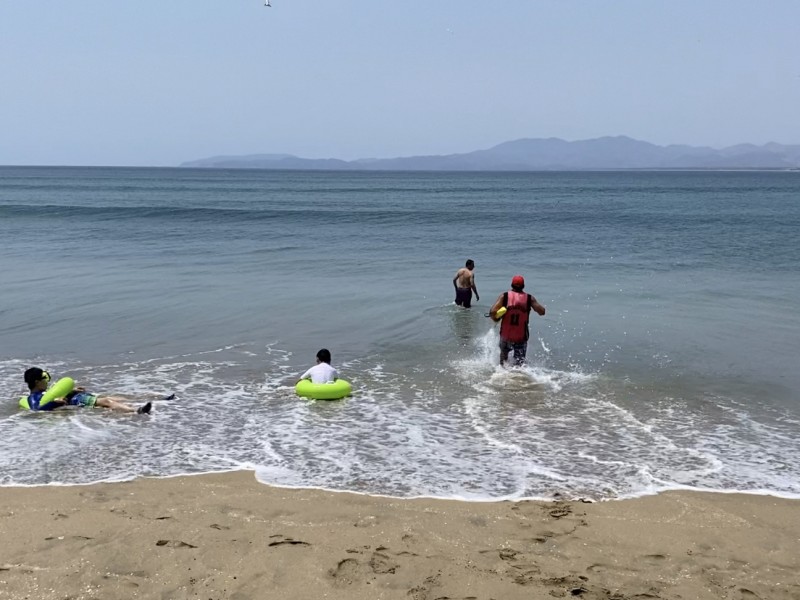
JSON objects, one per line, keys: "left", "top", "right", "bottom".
{"left": 455, "top": 287, "right": 473, "bottom": 308}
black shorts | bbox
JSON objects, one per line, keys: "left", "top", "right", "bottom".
{"left": 455, "top": 287, "right": 472, "bottom": 308}
{"left": 499, "top": 339, "right": 528, "bottom": 365}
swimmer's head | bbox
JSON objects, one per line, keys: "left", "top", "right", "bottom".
{"left": 24, "top": 367, "right": 51, "bottom": 391}
{"left": 316, "top": 348, "right": 331, "bottom": 364}
{"left": 465, "top": 259, "right": 474, "bottom": 269}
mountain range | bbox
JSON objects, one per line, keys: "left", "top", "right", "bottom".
{"left": 180, "top": 136, "right": 800, "bottom": 171}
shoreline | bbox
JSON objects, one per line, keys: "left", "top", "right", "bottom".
{"left": 1, "top": 471, "right": 798, "bottom": 600}
{"left": 3, "top": 468, "right": 800, "bottom": 504}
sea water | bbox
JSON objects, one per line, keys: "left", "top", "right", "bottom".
{"left": 1, "top": 167, "right": 798, "bottom": 500}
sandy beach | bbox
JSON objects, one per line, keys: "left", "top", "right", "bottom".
{"left": 0, "top": 472, "right": 797, "bottom": 600}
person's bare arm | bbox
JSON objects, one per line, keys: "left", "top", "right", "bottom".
{"left": 531, "top": 296, "right": 546, "bottom": 316}
{"left": 489, "top": 294, "right": 505, "bottom": 320}
{"left": 469, "top": 273, "right": 479, "bottom": 301}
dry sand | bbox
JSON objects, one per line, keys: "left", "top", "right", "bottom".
{"left": 1, "top": 471, "right": 798, "bottom": 600}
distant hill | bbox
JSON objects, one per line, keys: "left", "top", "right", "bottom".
{"left": 180, "top": 136, "right": 800, "bottom": 171}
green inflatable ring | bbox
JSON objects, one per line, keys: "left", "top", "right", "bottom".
{"left": 295, "top": 379, "right": 352, "bottom": 401}
{"left": 19, "top": 377, "right": 75, "bottom": 410}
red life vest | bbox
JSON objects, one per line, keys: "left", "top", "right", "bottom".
{"left": 499, "top": 290, "right": 531, "bottom": 343}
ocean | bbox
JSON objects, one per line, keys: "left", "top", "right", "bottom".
{"left": 1, "top": 166, "right": 798, "bottom": 500}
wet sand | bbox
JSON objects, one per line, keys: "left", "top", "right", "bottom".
{"left": 0, "top": 471, "right": 798, "bottom": 600}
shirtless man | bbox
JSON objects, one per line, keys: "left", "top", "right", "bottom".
{"left": 453, "top": 259, "right": 479, "bottom": 308}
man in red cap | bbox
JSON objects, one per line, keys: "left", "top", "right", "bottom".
{"left": 489, "top": 275, "right": 546, "bottom": 366}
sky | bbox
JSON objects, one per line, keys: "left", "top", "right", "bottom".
{"left": 1, "top": 1, "right": 799, "bottom": 166}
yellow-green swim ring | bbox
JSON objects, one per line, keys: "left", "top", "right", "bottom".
{"left": 19, "top": 377, "right": 75, "bottom": 410}
{"left": 295, "top": 379, "right": 352, "bottom": 401}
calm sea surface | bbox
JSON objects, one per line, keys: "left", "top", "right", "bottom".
{"left": 1, "top": 167, "right": 798, "bottom": 500}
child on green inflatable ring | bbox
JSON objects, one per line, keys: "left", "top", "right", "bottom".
{"left": 21, "top": 367, "right": 156, "bottom": 414}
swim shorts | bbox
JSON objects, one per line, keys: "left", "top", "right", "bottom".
{"left": 455, "top": 287, "right": 473, "bottom": 308}
{"left": 499, "top": 339, "right": 527, "bottom": 365}
{"left": 67, "top": 392, "right": 97, "bottom": 408}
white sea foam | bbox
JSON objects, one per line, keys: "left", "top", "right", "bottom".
{"left": 3, "top": 337, "right": 800, "bottom": 502}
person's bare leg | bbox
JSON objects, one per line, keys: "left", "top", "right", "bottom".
{"left": 95, "top": 396, "right": 151, "bottom": 414}
{"left": 95, "top": 396, "right": 135, "bottom": 412}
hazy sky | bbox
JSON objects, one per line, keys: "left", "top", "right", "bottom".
{"left": 2, "top": 1, "right": 799, "bottom": 166}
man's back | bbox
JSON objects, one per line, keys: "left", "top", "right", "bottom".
{"left": 454, "top": 267, "right": 474, "bottom": 289}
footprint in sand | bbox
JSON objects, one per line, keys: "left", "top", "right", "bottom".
{"left": 478, "top": 548, "right": 540, "bottom": 585}
{"left": 156, "top": 539, "right": 197, "bottom": 548}
{"left": 547, "top": 503, "right": 573, "bottom": 519}
{"left": 369, "top": 548, "right": 400, "bottom": 574}
{"left": 267, "top": 534, "right": 310, "bottom": 547}
{"left": 330, "top": 546, "right": 404, "bottom": 587}
{"left": 541, "top": 575, "right": 593, "bottom": 596}
{"left": 97, "top": 573, "right": 141, "bottom": 589}
{"left": 586, "top": 562, "right": 637, "bottom": 575}
{"left": 642, "top": 553, "right": 668, "bottom": 563}
{"left": 407, "top": 573, "right": 442, "bottom": 600}
{"left": 512, "top": 570, "right": 540, "bottom": 586}
{"left": 329, "top": 558, "right": 363, "bottom": 586}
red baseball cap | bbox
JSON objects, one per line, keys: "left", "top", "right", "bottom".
{"left": 511, "top": 275, "right": 525, "bottom": 288}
